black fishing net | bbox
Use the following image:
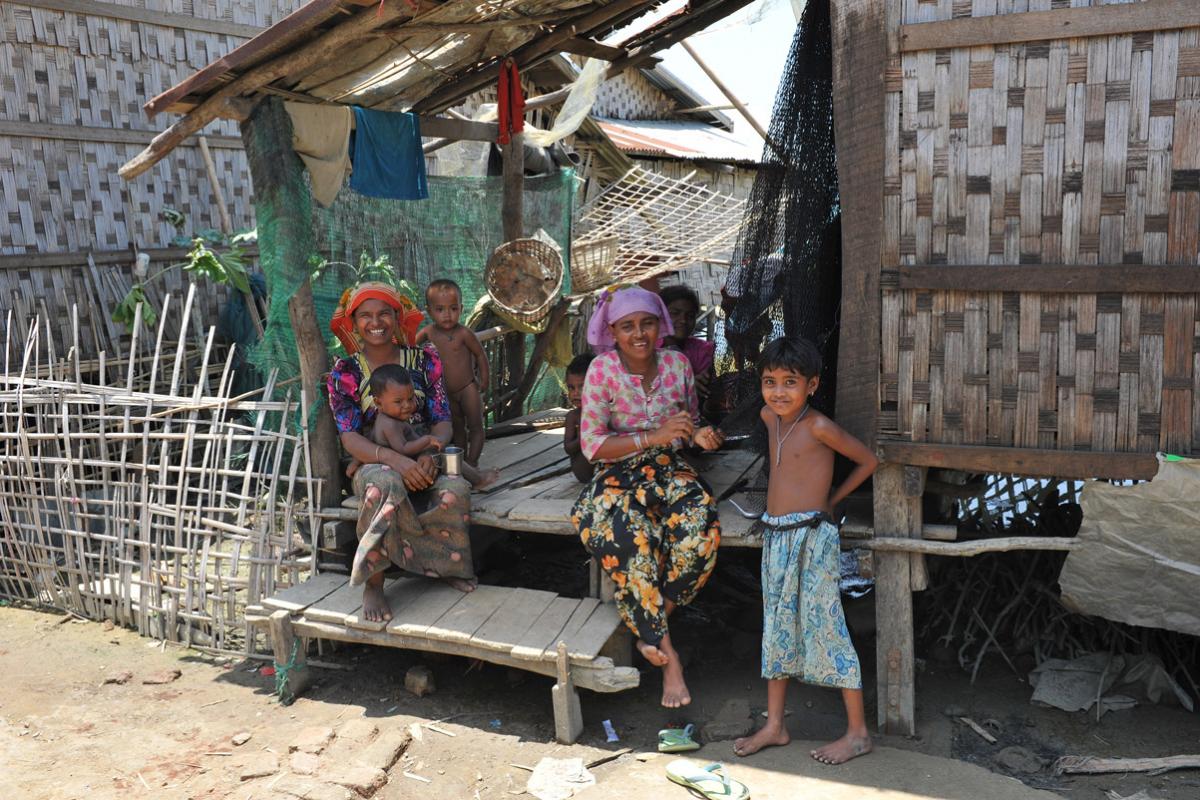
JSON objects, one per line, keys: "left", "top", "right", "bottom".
{"left": 719, "top": 0, "right": 841, "bottom": 433}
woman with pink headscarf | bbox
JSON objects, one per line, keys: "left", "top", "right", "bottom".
{"left": 571, "top": 285, "right": 724, "bottom": 709}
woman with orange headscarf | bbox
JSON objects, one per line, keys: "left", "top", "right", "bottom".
{"left": 327, "top": 282, "right": 475, "bottom": 623}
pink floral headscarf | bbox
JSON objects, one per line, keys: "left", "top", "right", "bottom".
{"left": 586, "top": 285, "right": 674, "bottom": 351}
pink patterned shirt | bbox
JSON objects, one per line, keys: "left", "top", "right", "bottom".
{"left": 579, "top": 349, "right": 700, "bottom": 463}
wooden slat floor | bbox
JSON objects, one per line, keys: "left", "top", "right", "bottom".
{"left": 265, "top": 573, "right": 626, "bottom": 667}
{"left": 470, "top": 415, "right": 766, "bottom": 545}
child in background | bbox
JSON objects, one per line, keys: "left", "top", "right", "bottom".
{"left": 659, "top": 286, "right": 716, "bottom": 411}
{"left": 733, "top": 337, "right": 879, "bottom": 765}
{"left": 416, "top": 279, "right": 489, "bottom": 466}
{"left": 368, "top": 365, "right": 498, "bottom": 489}
{"left": 562, "top": 353, "right": 596, "bottom": 483}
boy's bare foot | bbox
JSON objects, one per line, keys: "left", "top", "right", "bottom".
{"left": 811, "top": 733, "right": 872, "bottom": 765}
{"left": 444, "top": 576, "right": 477, "bottom": 593}
{"left": 472, "top": 468, "right": 501, "bottom": 490}
{"left": 636, "top": 639, "right": 669, "bottom": 667}
{"left": 733, "top": 723, "right": 790, "bottom": 757}
{"left": 361, "top": 580, "right": 392, "bottom": 622}
{"left": 660, "top": 658, "right": 691, "bottom": 708}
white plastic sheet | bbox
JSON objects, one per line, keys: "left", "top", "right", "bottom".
{"left": 1059, "top": 454, "right": 1200, "bottom": 637}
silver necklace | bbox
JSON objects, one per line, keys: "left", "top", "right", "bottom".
{"left": 774, "top": 404, "right": 810, "bottom": 466}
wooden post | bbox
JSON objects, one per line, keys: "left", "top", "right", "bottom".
{"left": 505, "top": 298, "right": 569, "bottom": 418}
{"left": 872, "top": 463, "right": 925, "bottom": 736}
{"left": 198, "top": 134, "right": 265, "bottom": 340}
{"left": 552, "top": 641, "right": 584, "bottom": 744}
{"left": 240, "top": 96, "right": 342, "bottom": 508}
{"left": 269, "top": 609, "right": 311, "bottom": 703}
{"left": 500, "top": 128, "right": 527, "bottom": 420}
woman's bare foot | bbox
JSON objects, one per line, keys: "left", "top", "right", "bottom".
{"left": 660, "top": 657, "right": 691, "bottom": 708}
{"left": 636, "top": 639, "right": 669, "bottom": 667}
{"left": 733, "top": 723, "right": 790, "bottom": 757}
{"left": 361, "top": 579, "right": 392, "bottom": 623}
{"left": 811, "top": 732, "right": 872, "bottom": 765}
{"left": 444, "top": 576, "right": 477, "bottom": 593}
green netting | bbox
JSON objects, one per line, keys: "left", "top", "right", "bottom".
{"left": 249, "top": 164, "right": 576, "bottom": 424}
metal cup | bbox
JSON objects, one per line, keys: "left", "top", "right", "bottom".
{"left": 441, "top": 446, "right": 463, "bottom": 477}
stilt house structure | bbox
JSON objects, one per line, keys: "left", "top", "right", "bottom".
{"left": 831, "top": 0, "right": 1200, "bottom": 736}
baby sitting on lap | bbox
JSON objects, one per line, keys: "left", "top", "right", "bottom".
{"left": 368, "top": 364, "right": 498, "bottom": 489}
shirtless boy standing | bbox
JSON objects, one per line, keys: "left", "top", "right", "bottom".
{"left": 734, "top": 336, "right": 879, "bottom": 765}
{"left": 416, "top": 279, "right": 489, "bottom": 465}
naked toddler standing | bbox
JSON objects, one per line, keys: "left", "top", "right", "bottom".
{"left": 416, "top": 279, "right": 489, "bottom": 466}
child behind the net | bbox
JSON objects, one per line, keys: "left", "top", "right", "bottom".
{"left": 562, "top": 353, "right": 595, "bottom": 483}
{"left": 733, "top": 337, "right": 879, "bottom": 766}
{"left": 368, "top": 364, "right": 498, "bottom": 489}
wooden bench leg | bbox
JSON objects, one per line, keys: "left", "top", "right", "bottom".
{"left": 269, "top": 609, "right": 312, "bottom": 705}
{"left": 588, "top": 556, "right": 617, "bottom": 603}
{"left": 551, "top": 641, "right": 583, "bottom": 744}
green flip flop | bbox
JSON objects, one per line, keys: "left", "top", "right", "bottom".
{"left": 665, "top": 760, "right": 750, "bottom": 800}
{"left": 659, "top": 723, "right": 701, "bottom": 753}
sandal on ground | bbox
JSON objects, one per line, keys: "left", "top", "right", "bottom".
{"left": 658, "top": 724, "right": 700, "bottom": 753}
{"left": 665, "top": 760, "right": 750, "bottom": 800}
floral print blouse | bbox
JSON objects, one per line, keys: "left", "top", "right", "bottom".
{"left": 579, "top": 348, "right": 699, "bottom": 463}
{"left": 327, "top": 345, "right": 451, "bottom": 434}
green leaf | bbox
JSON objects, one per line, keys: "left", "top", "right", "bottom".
{"left": 112, "top": 284, "right": 158, "bottom": 328}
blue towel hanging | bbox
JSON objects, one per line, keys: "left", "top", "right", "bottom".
{"left": 349, "top": 107, "right": 429, "bottom": 200}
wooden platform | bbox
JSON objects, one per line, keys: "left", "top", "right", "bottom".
{"left": 470, "top": 423, "right": 766, "bottom": 544}
{"left": 245, "top": 572, "right": 637, "bottom": 743}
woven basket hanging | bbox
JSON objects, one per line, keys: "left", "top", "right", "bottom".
{"left": 484, "top": 238, "right": 564, "bottom": 326}
{"left": 569, "top": 235, "right": 619, "bottom": 294}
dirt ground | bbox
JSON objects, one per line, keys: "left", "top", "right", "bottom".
{"left": 2, "top": 549, "right": 1199, "bottom": 800}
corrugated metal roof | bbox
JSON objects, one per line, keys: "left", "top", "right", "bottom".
{"left": 594, "top": 118, "right": 762, "bottom": 164}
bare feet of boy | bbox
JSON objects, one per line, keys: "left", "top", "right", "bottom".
{"left": 473, "top": 468, "right": 501, "bottom": 490}
{"left": 733, "top": 723, "right": 791, "bottom": 757}
{"left": 361, "top": 575, "right": 392, "bottom": 623}
{"left": 636, "top": 639, "right": 669, "bottom": 667}
{"left": 811, "top": 732, "right": 872, "bottom": 765}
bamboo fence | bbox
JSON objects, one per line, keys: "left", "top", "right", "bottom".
{"left": 0, "top": 285, "right": 317, "bottom": 654}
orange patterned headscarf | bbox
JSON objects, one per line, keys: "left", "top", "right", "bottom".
{"left": 330, "top": 281, "right": 424, "bottom": 353}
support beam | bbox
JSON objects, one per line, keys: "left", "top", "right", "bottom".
{"left": 872, "top": 463, "right": 923, "bottom": 736}
{"left": 240, "top": 97, "right": 342, "bottom": 509}
{"left": 898, "top": 0, "right": 1200, "bottom": 53}
{"left": 500, "top": 130, "right": 527, "bottom": 421}
{"left": 880, "top": 442, "right": 1160, "bottom": 481}
{"left": 830, "top": 0, "right": 886, "bottom": 451}
{"left": 505, "top": 298, "right": 569, "bottom": 418}
{"left": 679, "top": 40, "right": 774, "bottom": 148}
{"left": 896, "top": 264, "right": 1200, "bottom": 294}
{"left": 269, "top": 609, "right": 312, "bottom": 704}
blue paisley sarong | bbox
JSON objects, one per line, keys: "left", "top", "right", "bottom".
{"left": 760, "top": 511, "right": 862, "bottom": 688}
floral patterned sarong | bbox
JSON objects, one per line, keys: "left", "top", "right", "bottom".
{"left": 760, "top": 511, "right": 862, "bottom": 688}
{"left": 572, "top": 448, "right": 720, "bottom": 645}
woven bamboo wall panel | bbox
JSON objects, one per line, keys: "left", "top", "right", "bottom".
{"left": 879, "top": 289, "right": 1199, "bottom": 454}
{"left": 0, "top": 1, "right": 297, "bottom": 255}
{"left": 881, "top": 7, "right": 1200, "bottom": 456}
{"left": 890, "top": 29, "right": 1200, "bottom": 267}
{"left": 901, "top": 0, "right": 1145, "bottom": 26}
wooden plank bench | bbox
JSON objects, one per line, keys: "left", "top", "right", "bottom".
{"left": 245, "top": 573, "right": 637, "bottom": 743}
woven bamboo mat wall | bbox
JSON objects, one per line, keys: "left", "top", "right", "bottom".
{"left": 0, "top": 286, "right": 317, "bottom": 654}
{"left": 881, "top": 1, "right": 1200, "bottom": 455}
